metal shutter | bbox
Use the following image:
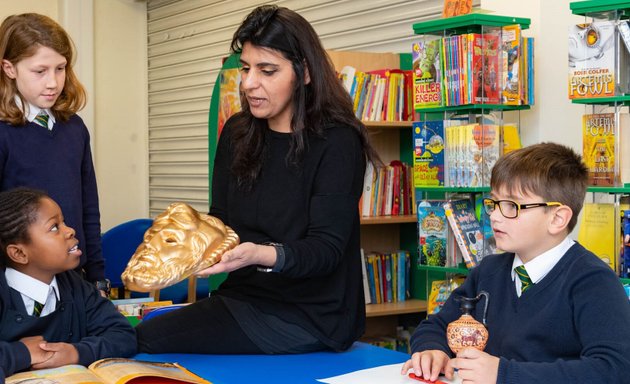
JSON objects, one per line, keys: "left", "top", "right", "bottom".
{"left": 146, "top": 0, "right": 475, "bottom": 216}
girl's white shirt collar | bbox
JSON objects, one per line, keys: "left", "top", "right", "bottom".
{"left": 14, "top": 96, "right": 56, "bottom": 130}
{"left": 5, "top": 267, "right": 59, "bottom": 316}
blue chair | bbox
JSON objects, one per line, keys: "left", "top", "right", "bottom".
{"left": 102, "top": 218, "right": 209, "bottom": 304}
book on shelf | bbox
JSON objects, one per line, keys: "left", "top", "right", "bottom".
{"left": 622, "top": 208, "right": 630, "bottom": 278}
{"left": 582, "top": 113, "right": 630, "bottom": 186}
{"left": 412, "top": 39, "right": 443, "bottom": 108}
{"left": 417, "top": 200, "right": 448, "bottom": 267}
{"left": 413, "top": 121, "right": 446, "bottom": 186}
{"left": 502, "top": 123, "right": 522, "bottom": 154}
{"left": 568, "top": 21, "right": 617, "bottom": 99}
{"left": 442, "top": 199, "right": 487, "bottom": 268}
{"left": 360, "top": 249, "right": 372, "bottom": 304}
{"left": 501, "top": 24, "right": 522, "bottom": 105}
{"left": 6, "top": 358, "right": 209, "bottom": 384}
{"left": 363, "top": 250, "right": 409, "bottom": 304}
{"left": 577, "top": 202, "right": 617, "bottom": 271}
{"left": 427, "top": 277, "right": 465, "bottom": 314}
{"left": 444, "top": 122, "right": 500, "bottom": 187}
{"left": 471, "top": 32, "right": 500, "bottom": 104}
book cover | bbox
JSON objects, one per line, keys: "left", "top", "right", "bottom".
{"left": 413, "top": 121, "right": 446, "bottom": 186}
{"left": 412, "top": 39, "right": 443, "bottom": 108}
{"left": 442, "top": 199, "right": 485, "bottom": 268}
{"left": 471, "top": 32, "right": 500, "bottom": 104}
{"left": 622, "top": 209, "right": 630, "bottom": 278}
{"left": 501, "top": 24, "right": 522, "bottom": 105}
{"left": 577, "top": 203, "right": 616, "bottom": 271}
{"left": 427, "top": 278, "right": 465, "bottom": 314}
{"left": 568, "top": 21, "right": 616, "bottom": 99}
{"left": 468, "top": 123, "right": 501, "bottom": 187}
{"left": 6, "top": 358, "right": 210, "bottom": 384}
{"left": 582, "top": 113, "right": 630, "bottom": 186}
{"left": 361, "top": 162, "right": 376, "bottom": 216}
{"left": 417, "top": 200, "right": 448, "bottom": 267}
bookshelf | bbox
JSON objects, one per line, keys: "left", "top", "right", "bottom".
{"left": 411, "top": 13, "right": 533, "bottom": 301}
{"left": 568, "top": 0, "right": 630, "bottom": 280}
{"left": 327, "top": 50, "right": 426, "bottom": 343}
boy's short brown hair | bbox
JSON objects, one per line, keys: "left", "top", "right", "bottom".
{"left": 490, "top": 142, "right": 588, "bottom": 232}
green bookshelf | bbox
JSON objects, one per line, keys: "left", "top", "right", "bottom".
{"left": 412, "top": 13, "right": 530, "bottom": 35}
{"left": 570, "top": 0, "right": 630, "bottom": 16}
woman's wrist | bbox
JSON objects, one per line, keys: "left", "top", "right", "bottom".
{"left": 257, "top": 242, "right": 285, "bottom": 272}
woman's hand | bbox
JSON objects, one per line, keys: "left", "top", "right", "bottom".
{"left": 196, "top": 242, "right": 277, "bottom": 276}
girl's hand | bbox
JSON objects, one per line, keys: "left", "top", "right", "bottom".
{"left": 20, "top": 336, "right": 53, "bottom": 366}
{"left": 196, "top": 242, "right": 277, "bottom": 275}
{"left": 31, "top": 342, "right": 78, "bottom": 369}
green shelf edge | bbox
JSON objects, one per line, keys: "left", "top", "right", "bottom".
{"left": 416, "top": 104, "right": 531, "bottom": 114}
{"left": 571, "top": 95, "right": 630, "bottom": 106}
{"left": 570, "top": 0, "right": 630, "bottom": 16}
{"left": 413, "top": 13, "right": 531, "bottom": 35}
{"left": 621, "top": 277, "right": 630, "bottom": 285}
{"left": 587, "top": 186, "right": 630, "bottom": 193}
{"left": 417, "top": 265, "right": 470, "bottom": 274}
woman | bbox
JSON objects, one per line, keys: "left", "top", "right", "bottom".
{"left": 136, "top": 4, "right": 378, "bottom": 354}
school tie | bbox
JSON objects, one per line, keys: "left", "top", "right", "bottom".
{"left": 514, "top": 265, "right": 533, "bottom": 293}
{"left": 34, "top": 111, "right": 49, "bottom": 128}
{"left": 33, "top": 300, "right": 44, "bottom": 317}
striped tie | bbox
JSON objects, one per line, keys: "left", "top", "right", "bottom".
{"left": 515, "top": 265, "right": 533, "bottom": 293}
{"left": 33, "top": 300, "right": 44, "bottom": 317}
{"left": 34, "top": 111, "right": 49, "bottom": 128}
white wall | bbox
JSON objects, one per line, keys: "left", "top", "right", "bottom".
{"left": 0, "top": 0, "right": 148, "bottom": 231}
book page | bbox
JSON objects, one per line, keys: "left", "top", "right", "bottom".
{"left": 89, "top": 358, "right": 210, "bottom": 384}
{"left": 6, "top": 364, "right": 106, "bottom": 384}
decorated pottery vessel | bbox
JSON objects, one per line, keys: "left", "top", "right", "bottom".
{"left": 446, "top": 291, "right": 489, "bottom": 354}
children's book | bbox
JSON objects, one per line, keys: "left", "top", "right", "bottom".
{"left": 413, "top": 121, "right": 446, "bottom": 186}
{"left": 412, "top": 39, "right": 443, "bottom": 108}
{"left": 417, "top": 200, "right": 448, "bottom": 267}
{"left": 622, "top": 209, "right": 630, "bottom": 278}
{"left": 568, "top": 21, "right": 616, "bottom": 99}
{"left": 360, "top": 249, "right": 372, "bottom": 304}
{"left": 471, "top": 32, "right": 500, "bottom": 104}
{"left": 427, "top": 277, "right": 465, "bottom": 314}
{"left": 216, "top": 68, "right": 242, "bottom": 137}
{"left": 582, "top": 113, "right": 630, "bottom": 186}
{"left": 442, "top": 199, "right": 485, "bottom": 268}
{"left": 501, "top": 24, "right": 521, "bottom": 105}
{"left": 6, "top": 358, "right": 210, "bottom": 384}
{"left": 577, "top": 203, "right": 617, "bottom": 271}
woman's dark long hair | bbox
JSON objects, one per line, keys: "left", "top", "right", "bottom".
{"left": 228, "top": 5, "right": 379, "bottom": 189}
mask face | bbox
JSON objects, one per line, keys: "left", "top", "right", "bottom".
{"left": 122, "top": 203, "right": 239, "bottom": 292}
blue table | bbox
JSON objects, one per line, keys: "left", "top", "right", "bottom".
{"left": 134, "top": 342, "right": 409, "bottom": 384}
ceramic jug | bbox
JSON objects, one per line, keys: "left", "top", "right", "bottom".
{"left": 446, "top": 291, "right": 489, "bottom": 354}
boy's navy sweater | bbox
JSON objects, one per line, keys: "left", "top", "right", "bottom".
{"left": 411, "top": 242, "right": 630, "bottom": 383}
{"left": 0, "top": 116, "right": 104, "bottom": 281}
{"left": 0, "top": 269, "right": 136, "bottom": 380}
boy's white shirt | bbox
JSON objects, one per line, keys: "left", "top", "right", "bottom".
{"left": 5, "top": 267, "right": 59, "bottom": 317}
{"left": 512, "top": 237, "right": 575, "bottom": 297}
{"left": 14, "top": 96, "right": 56, "bottom": 130}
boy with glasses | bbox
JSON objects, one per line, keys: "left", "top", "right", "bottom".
{"left": 402, "top": 142, "right": 630, "bottom": 383}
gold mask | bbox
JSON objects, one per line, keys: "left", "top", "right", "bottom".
{"left": 121, "top": 202, "right": 239, "bottom": 292}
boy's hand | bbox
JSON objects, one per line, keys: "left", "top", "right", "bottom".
{"left": 447, "top": 348, "right": 499, "bottom": 384}
{"left": 20, "top": 336, "right": 53, "bottom": 366}
{"left": 401, "top": 350, "right": 451, "bottom": 382}
{"left": 31, "top": 342, "right": 79, "bottom": 369}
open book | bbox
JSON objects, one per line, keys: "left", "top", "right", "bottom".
{"left": 6, "top": 358, "right": 210, "bottom": 384}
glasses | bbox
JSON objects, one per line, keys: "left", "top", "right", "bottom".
{"left": 482, "top": 198, "right": 562, "bottom": 219}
